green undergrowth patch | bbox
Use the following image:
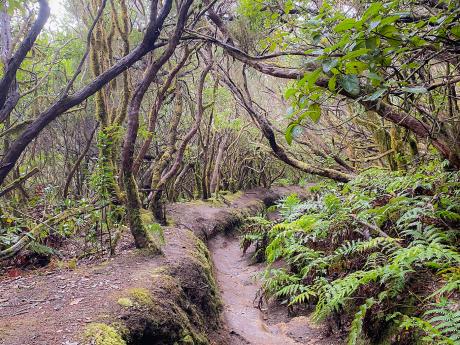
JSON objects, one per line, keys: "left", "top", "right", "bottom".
{"left": 84, "top": 323, "right": 127, "bottom": 345}
{"left": 240, "top": 161, "right": 460, "bottom": 344}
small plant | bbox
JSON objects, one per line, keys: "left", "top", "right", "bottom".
{"left": 240, "top": 216, "right": 272, "bottom": 262}
{"left": 146, "top": 223, "right": 165, "bottom": 246}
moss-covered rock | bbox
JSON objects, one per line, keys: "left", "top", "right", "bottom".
{"left": 84, "top": 323, "right": 126, "bottom": 345}
{"left": 127, "top": 287, "right": 154, "bottom": 307}
{"left": 117, "top": 297, "right": 133, "bottom": 308}
{"left": 79, "top": 190, "right": 292, "bottom": 344}
{"left": 167, "top": 230, "right": 222, "bottom": 328}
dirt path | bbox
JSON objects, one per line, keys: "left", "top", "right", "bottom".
{"left": 0, "top": 247, "right": 163, "bottom": 345}
{"left": 210, "top": 233, "right": 341, "bottom": 345}
{"left": 0, "top": 187, "right": 340, "bottom": 345}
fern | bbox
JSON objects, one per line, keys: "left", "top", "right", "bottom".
{"left": 314, "top": 268, "right": 383, "bottom": 321}
{"left": 348, "top": 298, "right": 375, "bottom": 345}
{"left": 432, "top": 267, "right": 460, "bottom": 297}
{"left": 398, "top": 314, "right": 453, "bottom": 344}
{"left": 424, "top": 300, "right": 460, "bottom": 343}
{"left": 396, "top": 300, "right": 460, "bottom": 345}
{"left": 28, "top": 242, "right": 55, "bottom": 256}
{"left": 246, "top": 165, "right": 460, "bottom": 343}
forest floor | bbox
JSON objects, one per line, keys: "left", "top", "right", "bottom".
{"left": 0, "top": 187, "right": 342, "bottom": 345}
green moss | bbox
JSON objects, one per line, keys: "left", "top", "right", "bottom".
{"left": 166, "top": 215, "right": 175, "bottom": 225}
{"left": 84, "top": 323, "right": 126, "bottom": 345}
{"left": 80, "top": 228, "right": 222, "bottom": 345}
{"left": 151, "top": 266, "right": 168, "bottom": 275}
{"left": 221, "top": 190, "right": 243, "bottom": 202}
{"left": 127, "top": 288, "right": 153, "bottom": 307}
{"left": 182, "top": 230, "right": 222, "bottom": 322}
{"left": 117, "top": 298, "right": 133, "bottom": 308}
{"left": 180, "top": 334, "right": 195, "bottom": 344}
{"left": 151, "top": 272, "right": 179, "bottom": 291}
{"left": 67, "top": 258, "right": 77, "bottom": 270}
{"left": 117, "top": 273, "right": 209, "bottom": 345}
{"left": 140, "top": 208, "right": 153, "bottom": 224}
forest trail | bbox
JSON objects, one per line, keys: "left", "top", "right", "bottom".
{"left": 210, "top": 233, "right": 341, "bottom": 345}
{"left": 0, "top": 187, "right": 339, "bottom": 345}
{"left": 0, "top": 243, "right": 165, "bottom": 345}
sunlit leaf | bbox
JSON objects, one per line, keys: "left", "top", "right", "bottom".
{"left": 285, "top": 123, "right": 298, "bottom": 145}
{"left": 365, "top": 88, "right": 387, "bottom": 101}
{"left": 328, "top": 75, "right": 337, "bottom": 91}
{"left": 307, "top": 104, "right": 321, "bottom": 123}
{"left": 451, "top": 25, "right": 460, "bottom": 38}
{"left": 322, "top": 58, "right": 339, "bottom": 73}
{"left": 285, "top": 88, "right": 297, "bottom": 99}
{"left": 362, "top": 3, "right": 383, "bottom": 21}
{"left": 334, "top": 18, "right": 359, "bottom": 32}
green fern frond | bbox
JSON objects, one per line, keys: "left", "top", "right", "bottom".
{"left": 348, "top": 298, "right": 376, "bottom": 345}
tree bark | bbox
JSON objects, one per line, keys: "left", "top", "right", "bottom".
{"left": 0, "top": 0, "right": 173, "bottom": 186}
{"left": 201, "top": 12, "right": 460, "bottom": 168}
{"left": 121, "top": 0, "right": 192, "bottom": 247}
{"left": 221, "top": 73, "right": 354, "bottom": 182}
{"left": 0, "top": 0, "right": 50, "bottom": 112}
{"left": 132, "top": 47, "right": 193, "bottom": 176}
{"left": 210, "top": 135, "right": 227, "bottom": 194}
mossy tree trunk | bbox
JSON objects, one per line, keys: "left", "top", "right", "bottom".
{"left": 149, "top": 83, "right": 183, "bottom": 224}
{"left": 121, "top": 0, "right": 193, "bottom": 247}
{"left": 88, "top": 1, "right": 124, "bottom": 202}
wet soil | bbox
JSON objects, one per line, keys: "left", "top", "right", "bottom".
{"left": 210, "top": 233, "right": 342, "bottom": 345}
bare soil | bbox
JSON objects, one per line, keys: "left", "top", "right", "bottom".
{"left": 0, "top": 242, "right": 162, "bottom": 345}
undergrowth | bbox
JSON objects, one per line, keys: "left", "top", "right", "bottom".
{"left": 240, "top": 161, "right": 460, "bottom": 344}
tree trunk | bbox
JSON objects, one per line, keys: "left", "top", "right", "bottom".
{"left": 121, "top": 0, "right": 191, "bottom": 248}
{"left": 210, "top": 136, "right": 227, "bottom": 194}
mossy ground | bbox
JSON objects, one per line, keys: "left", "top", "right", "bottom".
{"left": 1, "top": 188, "right": 300, "bottom": 345}
{"left": 84, "top": 323, "right": 126, "bottom": 345}
{"left": 78, "top": 189, "right": 292, "bottom": 345}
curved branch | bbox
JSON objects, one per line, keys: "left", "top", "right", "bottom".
{"left": 202, "top": 5, "right": 460, "bottom": 167}
{"left": 0, "top": 0, "right": 50, "bottom": 110}
{"left": 159, "top": 62, "right": 213, "bottom": 186}
{"left": 0, "top": 0, "right": 173, "bottom": 186}
{"left": 219, "top": 69, "right": 353, "bottom": 182}
{"left": 132, "top": 46, "right": 194, "bottom": 175}
{"left": 0, "top": 167, "right": 39, "bottom": 198}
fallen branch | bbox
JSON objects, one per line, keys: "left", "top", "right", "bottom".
{"left": 0, "top": 204, "right": 104, "bottom": 260}
{"left": 350, "top": 214, "right": 397, "bottom": 242}
{"left": 0, "top": 167, "right": 39, "bottom": 198}
{"left": 349, "top": 149, "right": 395, "bottom": 163}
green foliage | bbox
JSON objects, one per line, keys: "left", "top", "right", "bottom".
{"left": 241, "top": 0, "right": 460, "bottom": 143}
{"left": 397, "top": 299, "right": 460, "bottom": 344}
{"left": 145, "top": 223, "right": 165, "bottom": 246}
{"left": 348, "top": 298, "right": 375, "bottom": 345}
{"left": 240, "top": 216, "right": 272, "bottom": 261}
{"left": 248, "top": 163, "right": 460, "bottom": 343}
{"left": 90, "top": 126, "right": 123, "bottom": 203}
